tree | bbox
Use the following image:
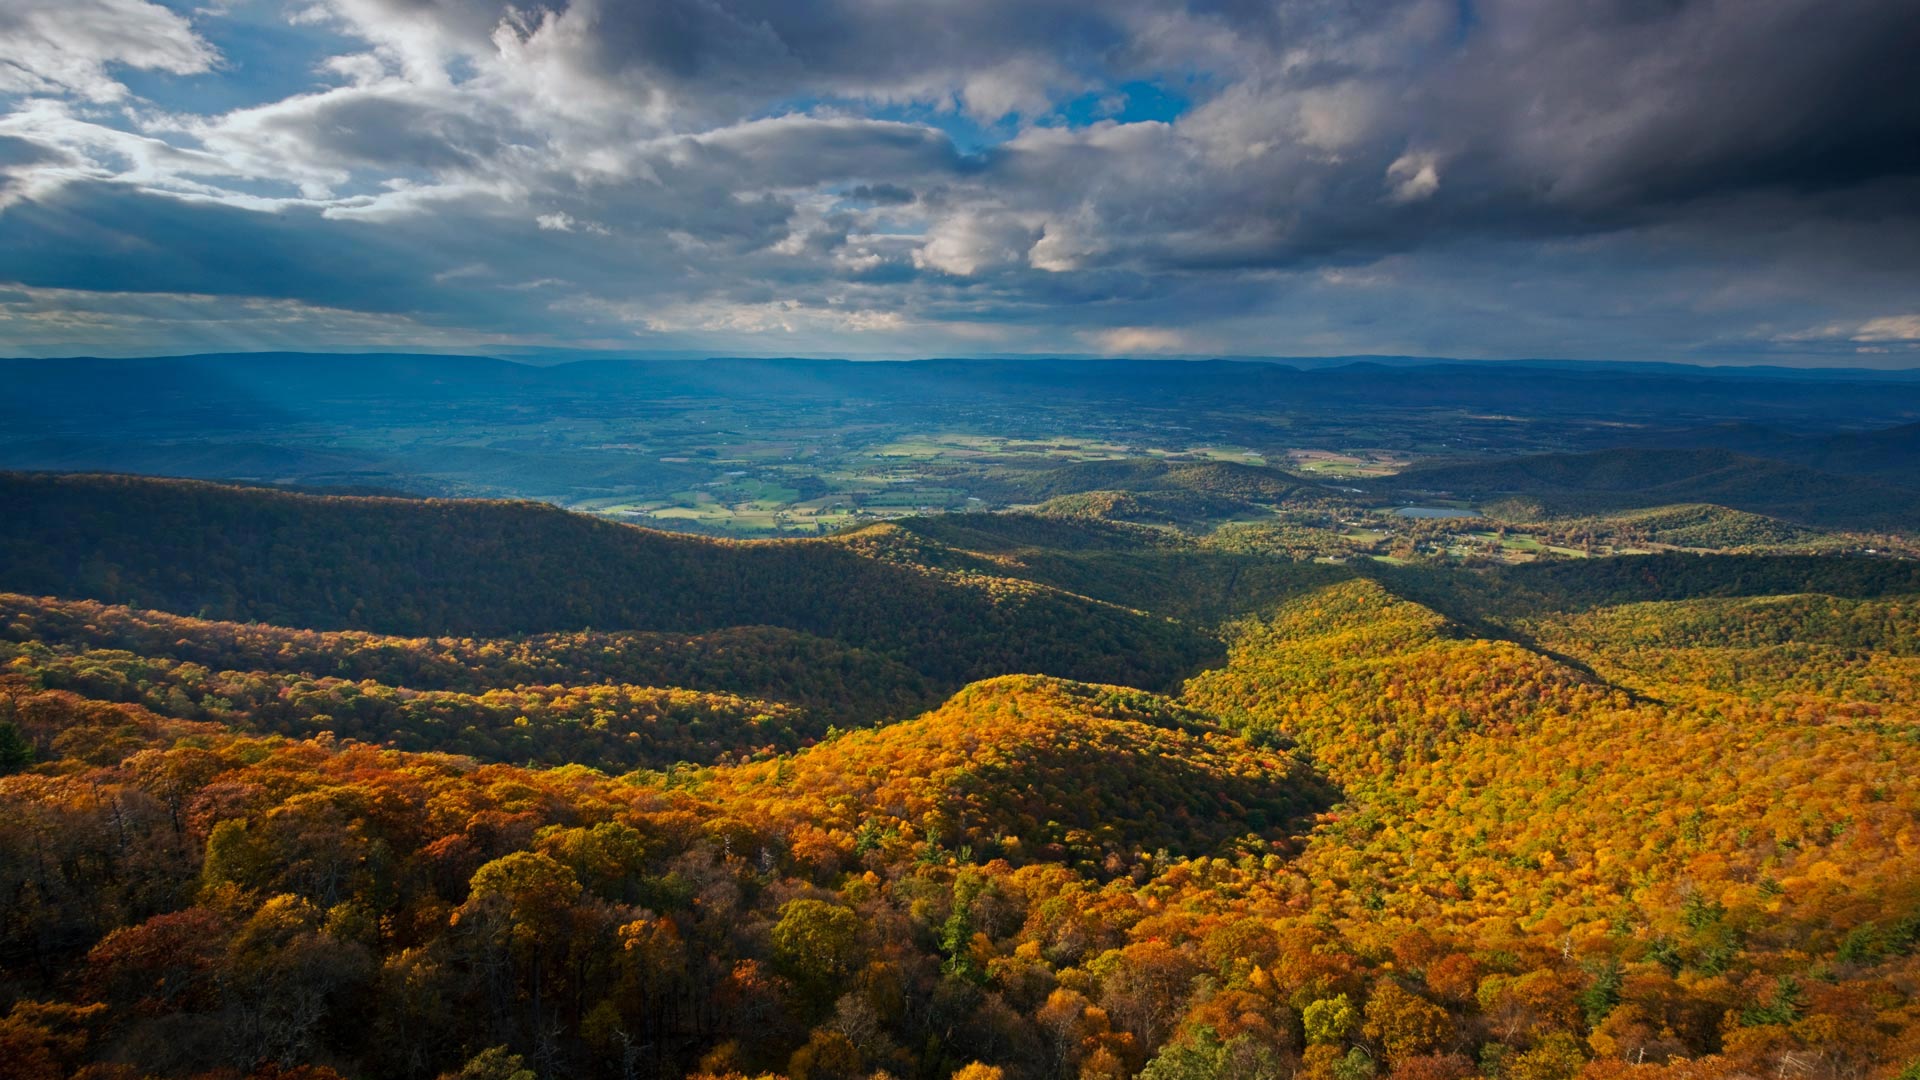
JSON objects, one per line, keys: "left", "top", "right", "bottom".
{"left": 0, "top": 720, "right": 32, "bottom": 774}
{"left": 770, "top": 899, "right": 862, "bottom": 1008}
{"left": 787, "top": 1027, "right": 862, "bottom": 1080}
{"left": 1098, "top": 940, "right": 1202, "bottom": 1052}
{"left": 1505, "top": 1033, "right": 1585, "bottom": 1080}
{"left": 460, "top": 852, "right": 583, "bottom": 949}
{"left": 0, "top": 1001, "right": 106, "bottom": 1080}
{"left": 1362, "top": 983, "right": 1453, "bottom": 1062}
{"left": 455, "top": 852, "right": 585, "bottom": 1038}
{"left": 451, "top": 1046, "right": 535, "bottom": 1080}
{"left": 1305, "top": 995, "right": 1359, "bottom": 1046}
{"left": 1387, "top": 1053, "right": 1475, "bottom": 1080}
{"left": 1141, "top": 1027, "right": 1285, "bottom": 1080}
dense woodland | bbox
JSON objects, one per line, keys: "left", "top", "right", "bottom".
{"left": 0, "top": 473, "right": 1213, "bottom": 690}
{"left": 0, "top": 474, "right": 1917, "bottom": 1080}
{"left": 1386, "top": 449, "right": 1920, "bottom": 533}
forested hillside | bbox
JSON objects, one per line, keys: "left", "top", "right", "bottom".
{"left": 0, "top": 473, "right": 1213, "bottom": 690}
{"left": 0, "top": 593, "right": 937, "bottom": 729}
{"left": 1, "top": 475, "right": 1917, "bottom": 1080}
{"left": 1389, "top": 449, "right": 1920, "bottom": 531}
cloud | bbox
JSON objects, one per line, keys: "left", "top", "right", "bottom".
{"left": 0, "top": 280, "right": 514, "bottom": 354}
{"left": 535, "top": 211, "right": 608, "bottom": 234}
{"left": 1852, "top": 315, "right": 1920, "bottom": 343}
{"left": 310, "top": 0, "right": 1143, "bottom": 127}
{"left": 0, "top": 0, "right": 216, "bottom": 102}
{"left": 846, "top": 183, "right": 914, "bottom": 206}
{"left": 1083, "top": 326, "right": 1197, "bottom": 355}
{"left": 914, "top": 212, "right": 1040, "bottom": 277}
{"left": 1385, "top": 152, "right": 1440, "bottom": 203}
{"left": 0, "top": 0, "right": 1915, "bottom": 361}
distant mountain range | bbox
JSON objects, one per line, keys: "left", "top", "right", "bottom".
{"left": 13, "top": 348, "right": 1920, "bottom": 378}
{"left": 5, "top": 352, "right": 1918, "bottom": 518}
{"left": 6, "top": 352, "right": 1920, "bottom": 433}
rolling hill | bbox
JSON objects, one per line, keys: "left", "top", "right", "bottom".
{"left": 973, "top": 459, "right": 1353, "bottom": 525}
{"left": 1531, "top": 503, "right": 1830, "bottom": 550}
{"left": 3, "top": 481, "right": 1920, "bottom": 1080}
{"left": 702, "top": 674, "right": 1335, "bottom": 874}
{"left": 0, "top": 592, "right": 935, "bottom": 725}
{"left": 1389, "top": 447, "right": 1920, "bottom": 530}
{"left": 1660, "top": 420, "right": 1920, "bottom": 481}
{"left": 0, "top": 472, "right": 1216, "bottom": 690}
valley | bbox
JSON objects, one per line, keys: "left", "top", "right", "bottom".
{"left": 8, "top": 356, "right": 1919, "bottom": 553}
{"left": 1, "top": 357, "right": 1918, "bottom": 1080}
{"left": 7, "top": 2, "right": 1917, "bottom": 1076}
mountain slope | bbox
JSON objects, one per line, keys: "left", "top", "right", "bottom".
{"left": 4, "top": 484, "right": 1920, "bottom": 1080}
{"left": 976, "top": 459, "right": 1352, "bottom": 525}
{"left": 0, "top": 472, "right": 1215, "bottom": 690}
{"left": 1536, "top": 503, "right": 1830, "bottom": 550}
{"left": 1184, "top": 578, "right": 1920, "bottom": 977}
{"left": 1183, "top": 579, "right": 1617, "bottom": 787}
{"left": 1389, "top": 447, "right": 1920, "bottom": 530}
{"left": 703, "top": 674, "right": 1334, "bottom": 873}
{"left": 0, "top": 592, "right": 935, "bottom": 725}
{"left": 1664, "top": 420, "right": 1920, "bottom": 481}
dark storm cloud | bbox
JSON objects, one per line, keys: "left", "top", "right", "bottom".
{"left": 0, "top": 182, "right": 439, "bottom": 310}
{"left": 485, "top": 0, "right": 1140, "bottom": 118}
{"left": 0, "top": 135, "right": 60, "bottom": 167}
{"left": 0, "top": 0, "right": 1915, "bottom": 359}
{"left": 961, "top": 0, "right": 1920, "bottom": 271}
{"left": 846, "top": 184, "right": 915, "bottom": 206}
{"left": 1427, "top": 0, "right": 1920, "bottom": 211}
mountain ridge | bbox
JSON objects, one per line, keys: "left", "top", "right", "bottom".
{"left": 0, "top": 471, "right": 1217, "bottom": 690}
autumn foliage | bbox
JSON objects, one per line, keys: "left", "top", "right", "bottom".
{"left": 0, "top": 477, "right": 1917, "bottom": 1080}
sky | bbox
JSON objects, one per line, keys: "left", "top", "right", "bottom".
{"left": 0, "top": 0, "right": 1917, "bottom": 364}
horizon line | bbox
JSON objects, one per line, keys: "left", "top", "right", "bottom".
{"left": 5, "top": 348, "right": 1920, "bottom": 376}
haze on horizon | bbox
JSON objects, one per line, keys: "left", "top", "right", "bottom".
{"left": 1, "top": 0, "right": 1917, "bottom": 366}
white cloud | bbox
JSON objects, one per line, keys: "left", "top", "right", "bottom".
{"left": 958, "top": 58, "right": 1067, "bottom": 121}
{"left": 1082, "top": 326, "right": 1196, "bottom": 354}
{"left": 1029, "top": 215, "right": 1105, "bottom": 272}
{"left": 535, "top": 211, "right": 609, "bottom": 234}
{"left": 1385, "top": 151, "right": 1440, "bottom": 203}
{"left": 914, "top": 212, "right": 1037, "bottom": 277}
{"left": 1778, "top": 314, "right": 1920, "bottom": 346}
{"left": 1852, "top": 315, "right": 1920, "bottom": 342}
{"left": 0, "top": 0, "right": 216, "bottom": 102}
{"left": 1294, "top": 82, "right": 1387, "bottom": 156}
{"left": 0, "top": 0, "right": 1916, "bottom": 362}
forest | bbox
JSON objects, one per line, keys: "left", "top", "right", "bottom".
{"left": 0, "top": 470, "right": 1917, "bottom": 1080}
